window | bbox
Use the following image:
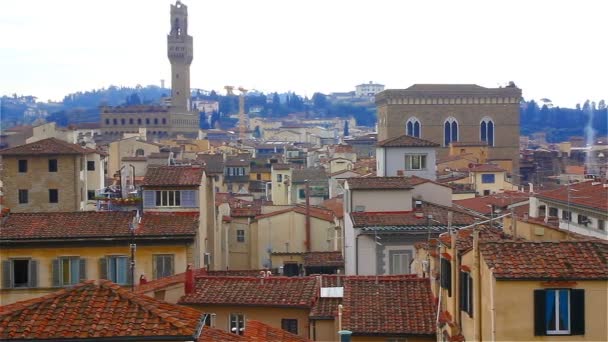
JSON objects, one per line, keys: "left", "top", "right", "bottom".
{"left": 483, "top": 190, "right": 491, "bottom": 196}
{"left": 162, "top": 118, "right": 167, "bottom": 124}
{"left": 137, "top": 118, "right": 142, "bottom": 125}
{"left": 121, "top": 118, "right": 126, "bottom": 125}
{"left": 155, "top": 190, "right": 181, "bottom": 207}
{"left": 277, "top": 174, "right": 283, "bottom": 182}
{"left": 281, "top": 319, "right": 298, "bottom": 335}
{"left": 299, "top": 188, "right": 306, "bottom": 199}
{"left": 18, "top": 189, "right": 29, "bottom": 204}
{"left": 203, "top": 313, "right": 215, "bottom": 327}
{"left": 146, "top": 118, "right": 150, "bottom": 125}
{"left": 2, "top": 259, "right": 38, "bottom": 288}
{"left": 460, "top": 271, "right": 473, "bottom": 316}
{"left": 52, "top": 257, "right": 85, "bottom": 286}
{"left": 105, "top": 118, "right": 110, "bottom": 125}
{"left": 404, "top": 154, "right": 427, "bottom": 170}
{"left": 129, "top": 118, "right": 134, "bottom": 124}
{"left": 104, "top": 256, "right": 129, "bottom": 285}
{"left": 87, "top": 161, "right": 95, "bottom": 171}
{"left": 390, "top": 252, "right": 410, "bottom": 274}
{"left": 406, "top": 117, "right": 421, "bottom": 138}
{"left": 444, "top": 117, "right": 459, "bottom": 146}
{"left": 87, "top": 190, "right": 96, "bottom": 200}
{"left": 548, "top": 207, "right": 558, "bottom": 217}
{"left": 135, "top": 148, "right": 145, "bottom": 156}
{"left": 154, "top": 118, "right": 158, "bottom": 125}
{"left": 256, "top": 173, "right": 261, "bottom": 180}
{"left": 480, "top": 117, "right": 495, "bottom": 146}
{"left": 48, "top": 159, "right": 58, "bottom": 172}
{"left": 229, "top": 314, "right": 245, "bottom": 335}
{"left": 49, "top": 189, "right": 59, "bottom": 203}
{"left": 440, "top": 258, "right": 451, "bottom": 296}
{"left": 577, "top": 215, "right": 589, "bottom": 226}
{"left": 18, "top": 159, "right": 28, "bottom": 173}
{"left": 153, "top": 255, "right": 174, "bottom": 279}
{"left": 534, "top": 289, "right": 585, "bottom": 336}
{"left": 113, "top": 119, "right": 118, "bottom": 125}
{"left": 236, "top": 230, "right": 245, "bottom": 243}
{"left": 481, "top": 174, "right": 495, "bottom": 184}
{"left": 599, "top": 219, "right": 605, "bottom": 231}
{"left": 562, "top": 210, "right": 571, "bottom": 222}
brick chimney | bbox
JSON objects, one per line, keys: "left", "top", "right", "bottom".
{"left": 185, "top": 264, "right": 194, "bottom": 294}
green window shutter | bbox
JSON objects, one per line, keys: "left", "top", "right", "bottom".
{"left": 153, "top": 256, "right": 158, "bottom": 280}
{"left": 79, "top": 258, "right": 87, "bottom": 281}
{"left": 99, "top": 257, "right": 107, "bottom": 280}
{"left": 534, "top": 289, "right": 546, "bottom": 336}
{"left": 2, "top": 260, "right": 11, "bottom": 289}
{"left": 166, "top": 255, "right": 174, "bottom": 277}
{"left": 571, "top": 289, "right": 585, "bottom": 335}
{"left": 29, "top": 260, "right": 38, "bottom": 288}
{"left": 52, "top": 259, "right": 61, "bottom": 287}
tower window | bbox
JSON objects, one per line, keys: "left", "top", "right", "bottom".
{"left": 146, "top": 118, "right": 150, "bottom": 125}
{"left": 154, "top": 118, "right": 158, "bottom": 125}
{"left": 129, "top": 118, "right": 134, "bottom": 125}
{"left": 137, "top": 118, "right": 142, "bottom": 125}
{"left": 444, "top": 117, "right": 459, "bottom": 146}
{"left": 480, "top": 117, "right": 495, "bottom": 146}
{"left": 406, "top": 117, "right": 421, "bottom": 138}
{"left": 113, "top": 119, "right": 118, "bottom": 125}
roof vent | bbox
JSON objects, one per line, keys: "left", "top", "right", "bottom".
{"left": 415, "top": 200, "right": 423, "bottom": 209}
{"left": 30, "top": 144, "right": 43, "bottom": 151}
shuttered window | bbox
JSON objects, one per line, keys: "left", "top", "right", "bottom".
{"left": 2, "top": 259, "right": 38, "bottom": 288}
{"left": 534, "top": 289, "right": 585, "bottom": 336}
{"left": 459, "top": 271, "right": 473, "bottom": 316}
{"left": 181, "top": 190, "right": 197, "bottom": 207}
{"left": 153, "top": 254, "right": 174, "bottom": 280}
{"left": 440, "top": 258, "right": 452, "bottom": 297}
{"left": 52, "top": 257, "right": 86, "bottom": 286}
{"left": 100, "top": 256, "right": 130, "bottom": 285}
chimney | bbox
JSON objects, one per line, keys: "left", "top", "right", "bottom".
{"left": 185, "top": 264, "right": 194, "bottom": 294}
{"left": 139, "top": 274, "right": 148, "bottom": 285}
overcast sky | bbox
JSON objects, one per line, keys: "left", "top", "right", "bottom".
{"left": 1, "top": 0, "right": 606, "bottom": 107}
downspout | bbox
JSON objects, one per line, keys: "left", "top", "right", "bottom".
{"left": 338, "top": 304, "right": 343, "bottom": 331}
{"left": 473, "top": 227, "right": 481, "bottom": 341}
{"left": 490, "top": 267, "right": 496, "bottom": 342}
{"left": 355, "top": 233, "right": 361, "bottom": 275}
{"left": 435, "top": 243, "right": 442, "bottom": 338}
{"left": 305, "top": 180, "right": 311, "bottom": 252}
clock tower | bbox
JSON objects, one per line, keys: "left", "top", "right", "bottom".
{"left": 167, "top": 1, "right": 193, "bottom": 112}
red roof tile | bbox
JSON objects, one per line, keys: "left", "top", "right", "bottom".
{"left": 0, "top": 280, "right": 204, "bottom": 340}
{"left": 321, "top": 196, "right": 344, "bottom": 219}
{"left": 350, "top": 202, "right": 480, "bottom": 228}
{"left": 438, "top": 224, "right": 514, "bottom": 252}
{"left": 245, "top": 320, "right": 310, "bottom": 342}
{"left": 481, "top": 240, "right": 608, "bottom": 280}
{"left": 310, "top": 275, "right": 344, "bottom": 320}
{"left": 376, "top": 134, "right": 440, "bottom": 147}
{"left": 535, "top": 180, "right": 608, "bottom": 212}
{"left": 143, "top": 165, "right": 204, "bottom": 186}
{"left": 453, "top": 191, "right": 530, "bottom": 215}
{"left": 342, "top": 276, "right": 435, "bottom": 336}
{"left": 346, "top": 177, "right": 414, "bottom": 190}
{"left": 468, "top": 164, "right": 505, "bottom": 172}
{"left": 255, "top": 206, "right": 335, "bottom": 222}
{"left": 0, "top": 212, "right": 196, "bottom": 241}
{"left": 199, "top": 327, "right": 249, "bottom": 341}
{"left": 0, "top": 138, "right": 93, "bottom": 155}
{"left": 179, "top": 276, "right": 318, "bottom": 308}
{"left": 303, "top": 252, "right": 344, "bottom": 267}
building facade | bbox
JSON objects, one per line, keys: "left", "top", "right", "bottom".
{"left": 376, "top": 83, "right": 522, "bottom": 173}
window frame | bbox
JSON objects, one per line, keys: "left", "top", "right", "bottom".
{"left": 281, "top": 318, "right": 298, "bottom": 335}
{"left": 440, "top": 258, "right": 452, "bottom": 297}
{"left": 577, "top": 214, "right": 589, "bottom": 226}
{"left": 49, "top": 189, "right": 59, "bottom": 203}
{"left": 236, "top": 229, "right": 245, "bottom": 243}
{"left": 87, "top": 160, "right": 95, "bottom": 171}
{"left": 56, "top": 257, "right": 84, "bottom": 286}
{"left": 481, "top": 174, "right": 496, "bottom": 184}
{"left": 404, "top": 154, "right": 427, "bottom": 171}
{"left": 106, "top": 255, "right": 129, "bottom": 285}
{"left": 480, "top": 117, "right": 495, "bottom": 146}
{"left": 534, "top": 288, "right": 585, "bottom": 336}
{"left": 18, "top": 189, "right": 29, "bottom": 204}
{"left": 18, "top": 159, "right": 28, "bottom": 173}
{"left": 155, "top": 190, "right": 182, "bottom": 207}
{"left": 48, "top": 159, "right": 58, "bottom": 172}
{"left": 229, "top": 313, "right": 245, "bottom": 335}
{"left": 459, "top": 271, "right": 473, "bottom": 317}
{"left": 153, "top": 254, "right": 175, "bottom": 280}
{"left": 562, "top": 210, "right": 571, "bottom": 222}
{"left": 546, "top": 289, "right": 571, "bottom": 335}
{"left": 6, "top": 258, "right": 37, "bottom": 288}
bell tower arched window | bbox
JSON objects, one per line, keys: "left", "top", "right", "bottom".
{"left": 406, "top": 117, "right": 421, "bottom": 138}
{"left": 480, "top": 117, "right": 495, "bottom": 146}
{"left": 444, "top": 117, "right": 459, "bottom": 146}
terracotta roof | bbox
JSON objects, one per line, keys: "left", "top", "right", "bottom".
{"left": 0, "top": 138, "right": 92, "bottom": 155}
{"left": 565, "top": 165, "right": 585, "bottom": 175}
{"left": 0, "top": 280, "right": 204, "bottom": 340}
{"left": 255, "top": 206, "right": 335, "bottom": 222}
{"left": 148, "top": 152, "right": 171, "bottom": 158}
{"left": 346, "top": 177, "right": 414, "bottom": 190}
{"left": 304, "top": 252, "right": 344, "bottom": 267}
{"left": 468, "top": 164, "right": 505, "bottom": 172}
{"left": 405, "top": 175, "right": 453, "bottom": 189}
{"left": 179, "top": 276, "right": 318, "bottom": 308}
{"left": 450, "top": 141, "right": 488, "bottom": 147}
{"left": 436, "top": 153, "right": 476, "bottom": 164}
{"left": 481, "top": 240, "right": 608, "bottom": 280}
{"left": 376, "top": 134, "right": 440, "bottom": 148}
{"left": 136, "top": 269, "right": 267, "bottom": 295}
{"left": 291, "top": 168, "right": 327, "bottom": 183}
{"left": 0, "top": 211, "right": 196, "bottom": 241}
{"left": 321, "top": 196, "right": 344, "bottom": 219}
{"left": 245, "top": 320, "right": 310, "bottom": 342}
{"left": 535, "top": 180, "right": 608, "bottom": 212}
{"left": 225, "top": 155, "right": 251, "bottom": 167}
{"left": 438, "top": 224, "right": 515, "bottom": 252}
{"left": 350, "top": 201, "right": 480, "bottom": 228}
{"left": 272, "top": 163, "right": 291, "bottom": 170}
{"left": 453, "top": 191, "right": 530, "bottom": 215}
{"left": 199, "top": 327, "right": 249, "bottom": 341}
{"left": 143, "top": 165, "right": 204, "bottom": 186}
{"left": 197, "top": 154, "right": 224, "bottom": 174}
{"left": 310, "top": 275, "right": 344, "bottom": 320}
{"left": 342, "top": 276, "right": 435, "bottom": 336}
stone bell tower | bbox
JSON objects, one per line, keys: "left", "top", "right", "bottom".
{"left": 167, "top": 1, "right": 193, "bottom": 112}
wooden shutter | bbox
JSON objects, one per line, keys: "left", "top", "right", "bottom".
{"left": 143, "top": 190, "right": 156, "bottom": 208}
{"left": 571, "top": 289, "right": 585, "bottom": 335}
{"left": 166, "top": 255, "right": 174, "bottom": 276}
{"left": 459, "top": 271, "right": 466, "bottom": 312}
{"left": 468, "top": 275, "right": 473, "bottom": 316}
{"left": 2, "top": 260, "right": 11, "bottom": 289}
{"left": 99, "top": 257, "right": 107, "bottom": 280}
{"left": 126, "top": 263, "right": 133, "bottom": 285}
{"left": 29, "top": 260, "right": 38, "bottom": 288}
{"left": 153, "top": 255, "right": 158, "bottom": 280}
{"left": 181, "top": 190, "right": 197, "bottom": 207}
{"left": 52, "top": 259, "right": 61, "bottom": 287}
{"left": 79, "top": 258, "right": 87, "bottom": 281}
{"left": 534, "top": 289, "right": 546, "bottom": 336}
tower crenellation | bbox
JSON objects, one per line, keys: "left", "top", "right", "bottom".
{"left": 167, "top": 0, "right": 193, "bottom": 112}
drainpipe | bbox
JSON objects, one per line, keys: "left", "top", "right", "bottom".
{"left": 337, "top": 304, "right": 343, "bottom": 331}
{"left": 473, "top": 227, "right": 481, "bottom": 341}
{"left": 305, "top": 180, "right": 311, "bottom": 252}
{"left": 355, "top": 233, "right": 361, "bottom": 275}
{"left": 490, "top": 267, "right": 496, "bottom": 342}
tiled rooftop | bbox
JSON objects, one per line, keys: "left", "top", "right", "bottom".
{"left": 196, "top": 154, "right": 224, "bottom": 174}
{"left": 481, "top": 240, "right": 608, "bottom": 280}
{"left": 438, "top": 224, "right": 514, "bottom": 252}
{"left": 453, "top": 191, "right": 530, "bottom": 215}
{"left": 255, "top": 205, "right": 335, "bottom": 222}
{"left": 245, "top": 320, "right": 310, "bottom": 342}
{"left": 346, "top": 177, "right": 414, "bottom": 190}
{"left": 0, "top": 138, "right": 93, "bottom": 155}
{"left": 310, "top": 275, "right": 345, "bottom": 320}
{"left": 179, "top": 276, "right": 318, "bottom": 308}
{"left": 376, "top": 134, "right": 440, "bottom": 148}
{"left": 468, "top": 164, "right": 505, "bottom": 172}
{"left": 0, "top": 211, "right": 197, "bottom": 241}
{"left": 535, "top": 180, "right": 608, "bottom": 212}
{"left": 0, "top": 280, "right": 203, "bottom": 340}
{"left": 303, "top": 252, "right": 344, "bottom": 267}
{"left": 143, "top": 165, "right": 204, "bottom": 186}
{"left": 342, "top": 275, "right": 435, "bottom": 336}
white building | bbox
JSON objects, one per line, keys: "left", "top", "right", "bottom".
{"left": 355, "top": 81, "right": 385, "bottom": 97}
{"left": 376, "top": 134, "right": 439, "bottom": 180}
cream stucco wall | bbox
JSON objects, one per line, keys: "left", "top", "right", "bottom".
{"left": 108, "top": 137, "right": 160, "bottom": 178}
{"left": 351, "top": 189, "right": 413, "bottom": 212}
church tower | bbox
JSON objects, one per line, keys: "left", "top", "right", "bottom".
{"left": 167, "top": 1, "right": 193, "bottom": 112}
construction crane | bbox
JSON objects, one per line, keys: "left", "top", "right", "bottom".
{"left": 225, "top": 85, "right": 248, "bottom": 139}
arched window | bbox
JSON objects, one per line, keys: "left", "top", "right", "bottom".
{"left": 113, "top": 118, "right": 118, "bottom": 125}
{"left": 137, "top": 118, "right": 142, "bottom": 125}
{"left": 145, "top": 118, "right": 150, "bottom": 125}
{"left": 444, "top": 117, "right": 459, "bottom": 146}
{"left": 162, "top": 118, "right": 167, "bottom": 125}
{"left": 129, "top": 118, "right": 134, "bottom": 125}
{"left": 154, "top": 118, "right": 158, "bottom": 125}
{"left": 121, "top": 118, "right": 125, "bottom": 125}
{"left": 406, "top": 117, "right": 421, "bottom": 138}
{"left": 480, "top": 117, "right": 495, "bottom": 146}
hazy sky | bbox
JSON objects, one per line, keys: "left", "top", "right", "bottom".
{"left": 1, "top": 0, "right": 606, "bottom": 107}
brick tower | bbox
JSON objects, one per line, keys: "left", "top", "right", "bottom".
{"left": 167, "top": 1, "right": 193, "bottom": 112}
